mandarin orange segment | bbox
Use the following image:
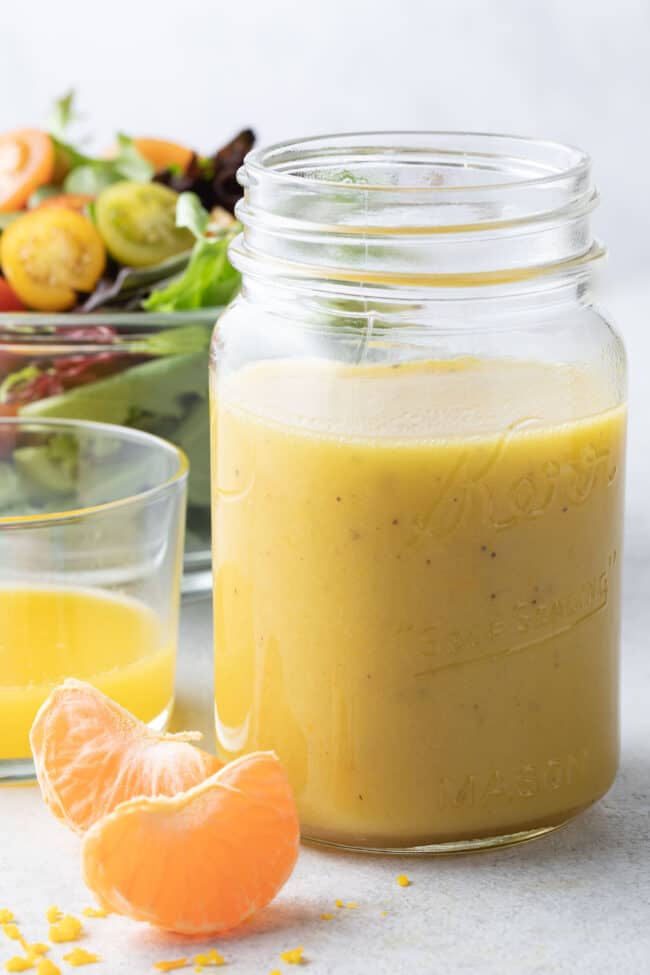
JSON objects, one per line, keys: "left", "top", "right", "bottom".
{"left": 81, "top": 751, "right": 299, "bottom": 935}
{"left": 30, "top": 679, "right": 221, "bottom": 834}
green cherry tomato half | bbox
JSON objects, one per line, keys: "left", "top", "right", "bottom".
{"left": 95, "top": 181, "right": 194, "bottom": 268}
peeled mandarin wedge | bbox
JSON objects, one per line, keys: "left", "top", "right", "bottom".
{"left": 30, "top": 679, "right": 221, "bottom": 834}
{"left": 81, "top": 751, "right": 300, "bottom": 935}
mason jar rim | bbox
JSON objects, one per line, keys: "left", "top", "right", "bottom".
{"left": 234, "top": 130, "right": 600, "bottom": 294}
{"left": 242, "top": 130, "right": 591, "bottom": 194}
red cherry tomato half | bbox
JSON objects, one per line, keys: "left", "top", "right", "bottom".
{"left": 0, "top": 277, "right": 25, "bottom": 312}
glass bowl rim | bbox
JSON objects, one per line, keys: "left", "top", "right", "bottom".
{"left": 0, "top": 309, "right": 223, "bottom": 329}
{"left": 0, "top": 417, "right": 188, "bottom": 528}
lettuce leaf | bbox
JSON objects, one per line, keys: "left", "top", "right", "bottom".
{"left": 79, "top": 252, "right": 192, "bottom": 312}
{"left": 143, "top": 235, "right": 239, "bottom": 311}
{"left": 176, "top": 191, "right": 210, "bottom": 238}
{"left": 130, "top": 324, "right": 211, "bottom": 357}
{"left": 143, "top": 194, "right": 240, "bottom": 311}
{"left": 63, "top": 134, "right": 154, "bottom": 195}
{"left": 47, "top": 93, "right": 154, "bottom": 195}
{"left": 0, "top": 365, "right": 41, "bottom": 404}
{"left": 48, "top": 90, "right": 78, "bottom": 141}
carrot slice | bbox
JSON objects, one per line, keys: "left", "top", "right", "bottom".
{"left": 132, "top": 138, "right": 193, "bottom": 174}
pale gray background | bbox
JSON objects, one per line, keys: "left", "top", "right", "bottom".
{"left": 1, "top": 3, "right": 649, "bottom": 972}
{"left": 0, "top": 0, "right": 648, "bottom": 283}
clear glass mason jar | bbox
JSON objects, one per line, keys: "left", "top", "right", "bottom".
{"left": 210, "top": 133, "right": 627, "bottom": 853}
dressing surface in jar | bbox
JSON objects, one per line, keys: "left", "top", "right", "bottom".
{"left": 210, "top": 133, "right": 626, "bottom": 852}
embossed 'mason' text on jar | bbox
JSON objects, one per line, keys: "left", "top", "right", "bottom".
{"left": 210, "top": 133, "right": 627, "bottom": 853}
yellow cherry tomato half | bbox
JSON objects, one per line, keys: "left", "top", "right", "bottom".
{"left": 0, "top": 129, "right": 55, "bottom": 212}
{"left": 0, "top": 208, "right": 106, "bottom": 311}
{"left": 95, "top": 181, "right": 194, "bottom": 268}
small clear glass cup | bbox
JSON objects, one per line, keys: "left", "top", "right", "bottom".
{"left": 0, "top": 417, "right": 187, "bottom": 783}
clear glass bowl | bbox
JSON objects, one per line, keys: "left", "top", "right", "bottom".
{"left": 0, "top": 416, "right": 187, "bottom": 782}
{"left": 0, "top": 310, "right": 217, "bottom": 597}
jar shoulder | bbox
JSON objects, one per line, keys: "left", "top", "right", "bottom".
{"left": 212, "top": 294, "right": 627, "bottom": 410}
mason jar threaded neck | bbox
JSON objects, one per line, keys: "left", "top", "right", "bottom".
{"left": 231, "top": 131, "right": 603, "bottom": 296}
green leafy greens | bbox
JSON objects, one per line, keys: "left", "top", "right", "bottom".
{"left": 176, "top": 191, "right": 210, "bottom": 237}
{"left": 0, "top": 365, "right": 40, "bottom": 404}
{"left": 80, "top": 252, "right": 191, "bottom": 312}
{"left": 63, "top": 134, "right": 154, "bottom": 195}
{"left": 143, "top": 193, "right": 240, "bottom": 311}
{"left": 48, "top": 90, "right": 78, "bottom": 141}
{"left": 47, "top": 91, "right": 154, "bottom": 197}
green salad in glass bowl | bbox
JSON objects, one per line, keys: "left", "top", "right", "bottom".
{"left": 0, "top": 312, "right": 216, "bottom": 593}
{"left": 0, "top": 94, "right": 253, "bottom": 595}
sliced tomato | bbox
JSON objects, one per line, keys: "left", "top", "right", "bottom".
{"left": 0, "top": 129, "right": 55, "bottom": 212}
{"left": 0, "top": 402, "right": 18, "bottom": 457}
{"left": 132, "top": 137, "right": 193, "bottom": 174}
{"left": 0, "top": 208, "right": 106, "bottom": 311}
{"left": 5, "top": 369, "right": 64, "bottom": 406}
{"left": 37, "top": 193, "right": 94, "bottom": 213}
{"left": 0, "top": 277, "right": 25, "bottom": 311}
{"left": 95, "top": 181, "right": 193, "bottom": 267}
{"left": 56, "top": 325, "right": 118, "bottom": 343}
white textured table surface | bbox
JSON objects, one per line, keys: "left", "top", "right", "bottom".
{"left": 2, "top": 286, "right": 649, "bottom": 975}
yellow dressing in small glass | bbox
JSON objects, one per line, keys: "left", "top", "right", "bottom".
{"left": 0, "top": 589, "right": 175, "bottom": 759}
